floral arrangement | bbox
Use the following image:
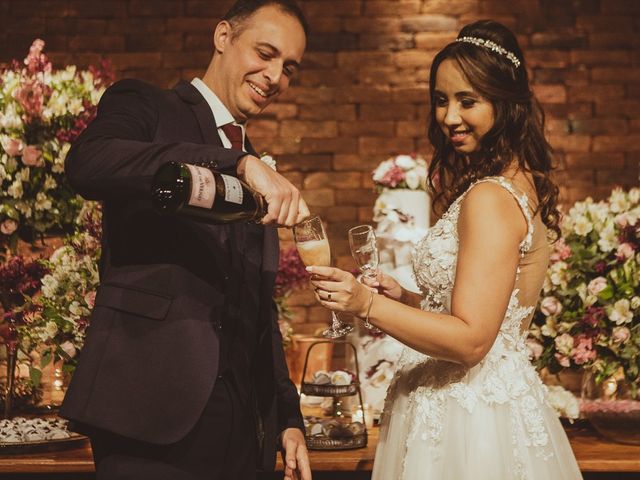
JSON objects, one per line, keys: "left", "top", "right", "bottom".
{"left": 372, "top": 154, "right": 428, "bottom": 191}
{"left": 528, "top": 187, "right": 640, "bottom": 394}
{"left": 0, "top": 39, "right": 112, "bottom": 254}
{"left": 0, "top": 255, "right": 48, "bottom": 313}
{"left": 274, "top": 246, "right": 308, "bottom": 348}
{"left": 17, "top": 201, "right": 101, "bottom": 383}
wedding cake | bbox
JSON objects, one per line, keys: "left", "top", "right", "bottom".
{"left": 355, "top": 154, "right": 431, "bottom": 416}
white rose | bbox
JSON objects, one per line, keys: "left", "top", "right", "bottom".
{"left": 395, "top": 155, "right": 416, "bottom": 169}
{"left": 404, "top": 169, "right": 420, "bottom": 189}
{"left": 608, "top": 299, "right": 633, "bottom": 325}
{"left": 631, "top": 296, "right": 640, "bottom": 310}
{"left": 629, "top": 188, "right": 640, "bottom": 204}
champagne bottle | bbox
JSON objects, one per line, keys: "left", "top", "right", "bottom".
{"left": 152, "top": 161, "right": 267, "bottom": 223}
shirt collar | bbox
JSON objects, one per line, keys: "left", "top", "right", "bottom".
{"left": 191, "top": 77, "right": 241, "bottom": 130}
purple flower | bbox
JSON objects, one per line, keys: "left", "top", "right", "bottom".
{"left": 274, "top": 247, "right": 308, "bottom": 297}
{"left": 0, "top": 256, "right": 49, "bottom": 310}
{"left": 594, "top": 261, "right": 607, "bottom": 274}
{"left": 581, "top": 306, "right": 605, "bottom": 328}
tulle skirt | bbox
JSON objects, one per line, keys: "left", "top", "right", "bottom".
{"left": 372, "top": 363, "right": 583, "bottom": 480}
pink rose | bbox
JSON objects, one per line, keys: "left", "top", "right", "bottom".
{"left": 612, "top": 326, "right": 631, "bottom": 344}
{"left": 1, "top": 137, "right": 24, "bottom": 157}
{"left": 554, "top": 353, "right": 571, "bottom": 368}
{"left": 526, "top": 339, "right": 544, "bottom": 360}
{"left": 571, "top": 335, "right": 597, "bottom": 365}
{"left": 587, "top": 277, "right": 608, "bottom": 296}
{"left": 550, "top": 238, "right": 572, "bottom": 262}
{"left": 22, "top": 145, "right": 44, "bottom": 167}
{"left": 0, "top": 219, "right": 18, "bottom": 235}
{"left": 84, "top": 290, "right": 96, "bottom": 310}
{"left": 540, "top": 296, "right": 562, "bottom": 316}
{"left": 616, "top": 243, "right": 635, "bottom": 261}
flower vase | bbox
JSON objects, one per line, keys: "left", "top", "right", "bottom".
{"left": 581, "top": 370, "right": 640, "bottom": 445}
{"left": 36, "top": 350, "right": 69, "bottom": 409}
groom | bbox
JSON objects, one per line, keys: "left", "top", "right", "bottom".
{"left": 60, "top": 1, "right": 311, "bottom": 479}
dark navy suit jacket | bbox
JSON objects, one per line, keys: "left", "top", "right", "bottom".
{"left": 59, "top": 79, "right": 303, "bottom": 470}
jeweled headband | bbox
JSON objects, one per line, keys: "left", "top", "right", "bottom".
{"left": 455, "top": 36, "right": 521, "bottom": 68}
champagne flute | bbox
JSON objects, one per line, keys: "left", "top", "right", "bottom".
{"left": 293, "top": 215, "right": 353, "bottom": 338}
{"left": 348, "top": 225, "right": 382, "bottom": 333}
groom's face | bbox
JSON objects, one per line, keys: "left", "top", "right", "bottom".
{"left": 213, "top": 5, "right": 306, "bottom": 122}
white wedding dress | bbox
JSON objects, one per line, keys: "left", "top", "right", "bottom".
{"left": 372, "top": 177, "right": 582, "bottom": 480}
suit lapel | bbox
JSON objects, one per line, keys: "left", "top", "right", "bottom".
{"left": 174, "top": 80, "right": 222, "bottom": 147}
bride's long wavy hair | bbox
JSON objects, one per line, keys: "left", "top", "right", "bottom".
{"left": 427, "top": 20, "right": 560, "bottom": 239}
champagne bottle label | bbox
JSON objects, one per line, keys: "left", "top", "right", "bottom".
{"left": 220, "top": 174, "right": 244, "bottom": 205}
{"left": 186, "top": 164, "right": 215, "bottom": 209}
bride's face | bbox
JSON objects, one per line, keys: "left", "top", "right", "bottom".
{"left": 434, "top": 59, "right": 495, "bottom": 154}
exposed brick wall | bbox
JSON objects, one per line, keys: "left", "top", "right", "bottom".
{"left": 2, "top": 0, "right": 638, "bottom": 333}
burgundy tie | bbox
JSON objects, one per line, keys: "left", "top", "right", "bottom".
{"left": 220, "top": 123, "right": 244, "bottom": 151}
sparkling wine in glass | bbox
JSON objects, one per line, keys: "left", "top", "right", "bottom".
{"left": 349, "top": 225, "right": 382, "bottom": 333}
{"left": 293, "top": 216, "right": 353, "bottom": 338}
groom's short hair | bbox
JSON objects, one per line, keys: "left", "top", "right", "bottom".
{"left": 223, "top": 0, "right": 309, "bottom": 37}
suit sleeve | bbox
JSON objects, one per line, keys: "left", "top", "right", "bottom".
{"left": 270, "top": 299, "right": 305, "bottom": 435}
{"left": 65, "top": 79, "right": 246, "bottom": 202}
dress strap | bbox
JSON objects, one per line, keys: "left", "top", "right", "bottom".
{"left": 463, "top": 176, "right": 534, "bottom": 256}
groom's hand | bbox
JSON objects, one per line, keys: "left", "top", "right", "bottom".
{"left": 280, "top": 427, "right": 311, "bottom": 480}
{"left": 237, "top": 154, "right": 310, "bottom": 227}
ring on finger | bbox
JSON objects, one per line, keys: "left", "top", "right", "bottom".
{"left": 327, "top": 292, "right": 332, "bottom": 301}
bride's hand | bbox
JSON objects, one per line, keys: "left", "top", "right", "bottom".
{"left": 307, "top": 266, "right": 371, "bottom": 317}
{"left": 362, "top": 271, "right": 403, "bottom": 302}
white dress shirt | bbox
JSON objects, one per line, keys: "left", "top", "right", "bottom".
{"left": 191, "top": 77, "right": 246, "bottom": 152}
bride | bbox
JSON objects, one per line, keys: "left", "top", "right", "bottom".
{"left": 307, "top": 20, "right": 583, "bottom": 480}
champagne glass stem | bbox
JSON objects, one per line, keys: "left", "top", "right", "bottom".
{"left": 323, "top": 312, "right": 353, "bottom": 339}
{"left": 361, "top": 270, "right": 382, "bottom": 334}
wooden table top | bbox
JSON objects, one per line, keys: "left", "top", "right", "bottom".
{"left": 0, "top": 424, "right": 638, "bottom": 474}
